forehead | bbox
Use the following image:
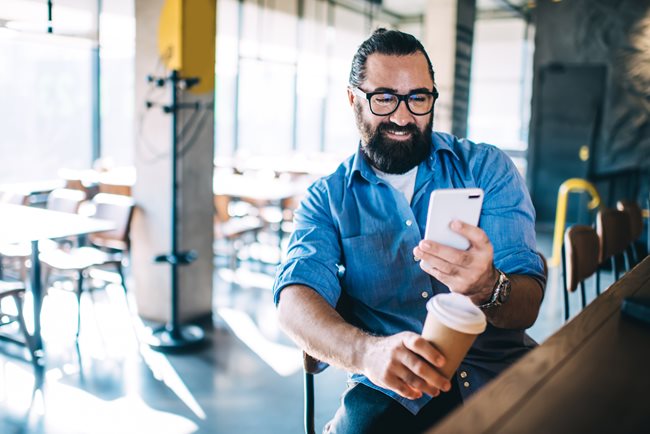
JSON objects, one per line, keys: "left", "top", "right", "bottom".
{"left": 363, "top": 52, "right": 433, "bottom": 92}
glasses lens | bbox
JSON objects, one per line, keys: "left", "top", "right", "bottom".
{"left": 407, "top": 93, "right": 435, "bottom": 115}
{"left": 369, "top": 93, "right": 398, "bottom": 115}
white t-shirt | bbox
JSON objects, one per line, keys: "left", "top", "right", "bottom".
{"left": 372, "top": 165, "right": 419, "bottom": 204}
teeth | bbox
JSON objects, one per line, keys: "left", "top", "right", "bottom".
{"left": 388, "top": 130, "right": 409, "bottom": 135}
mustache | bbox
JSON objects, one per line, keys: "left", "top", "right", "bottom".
{"left": 377, "top": 122, "right": 419, "bottom": 135}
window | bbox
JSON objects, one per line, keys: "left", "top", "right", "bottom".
{"left": 467, "top": 17, "right": 534, "bottom": 173}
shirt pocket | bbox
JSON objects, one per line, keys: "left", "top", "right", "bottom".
{"left": 340, "top": 231, "right": 410, "bottom": 308}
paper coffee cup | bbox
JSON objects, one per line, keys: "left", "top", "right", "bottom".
{"left": 421, "top": 292, "right": 487, "bottom": 379}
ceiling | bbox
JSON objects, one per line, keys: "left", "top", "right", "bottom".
{"left": 381, "top": 0, "right": 535, "bottom": 19}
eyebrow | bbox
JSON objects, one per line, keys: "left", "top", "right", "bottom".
{"left": 371, "top": 86, "right": 433, "bottom": 94}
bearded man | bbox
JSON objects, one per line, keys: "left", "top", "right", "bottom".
{"left": 273, "top": 28, "right": 546, "bottom": 434}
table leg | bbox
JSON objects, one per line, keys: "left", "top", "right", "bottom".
{"left": 30, "top": 240, "right": 44, "bottom": 363}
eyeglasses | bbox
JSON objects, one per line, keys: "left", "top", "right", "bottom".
{"left": 352, "top": 86, "right": 439, "bottom": 116}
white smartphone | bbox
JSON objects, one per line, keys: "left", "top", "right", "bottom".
{"left": 424, "top": 188, "right": 484, "bottom": 250}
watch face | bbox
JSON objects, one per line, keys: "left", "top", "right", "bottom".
{"left": 498, "top": 276, "right": 511, "bottom": 303}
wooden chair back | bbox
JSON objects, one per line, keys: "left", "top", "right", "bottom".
{"left": 87, "top": 193, "right": 135, "bottom": 251}
{"left": 564, "top": 225, "right": 600, "bottom": 293}
{"left": 47, "top": 188, "right": 86, "bottom": 214}
{"left": 616, "top": 200, "right": 643, "bottom": 243}
{"left": 596, "top": 208, "right": 630, "bottom": 263}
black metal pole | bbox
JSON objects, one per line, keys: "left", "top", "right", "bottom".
{"left": 170, "top": 69, "right": 181, "bottom": 339}
{"left": 148, "top": 70, "right": 205, "bottom": 352}
{"left": 47, "top": 0, "right": 53, "bottom": 33}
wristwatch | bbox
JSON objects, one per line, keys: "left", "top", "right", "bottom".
{"left": 478, "top": 268, "right": 511, "bottom": 309}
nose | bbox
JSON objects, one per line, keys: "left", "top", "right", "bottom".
{"left": 389, "top": 100, "right": 414, "bottom": 126}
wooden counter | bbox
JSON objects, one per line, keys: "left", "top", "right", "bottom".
{"left": 427, "top": 256, "right": 650, "bottom": 434}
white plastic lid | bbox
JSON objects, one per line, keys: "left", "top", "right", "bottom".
{"left": 426, "top": 293, "right": 487, "bottom": 335}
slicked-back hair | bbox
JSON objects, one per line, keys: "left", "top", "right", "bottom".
{"left": 349, "top": 28, "right": 435, "bottom": 88}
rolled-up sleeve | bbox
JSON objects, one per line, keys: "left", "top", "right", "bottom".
{"left": 273, "top": 181, "right": 343, "bottom": 308}
{"left": 473, "top": 145, "right": 546, "bottom": 289}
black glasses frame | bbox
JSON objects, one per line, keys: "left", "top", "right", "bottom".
{"left": 352, "top": 87, "right": 439, "bottom": 116}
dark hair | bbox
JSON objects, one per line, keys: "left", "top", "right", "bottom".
{"left": 349, "top": 28, "right": 435, "bottom": 87}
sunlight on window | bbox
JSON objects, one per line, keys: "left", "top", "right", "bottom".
{"left": 468, "top": 18, "right": 534, "bottom": 152}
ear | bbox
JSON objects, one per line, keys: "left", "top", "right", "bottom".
{"left": 347, "top": 87, "right": 355, "bottom": 107}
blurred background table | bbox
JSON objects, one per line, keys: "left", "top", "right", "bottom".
{"left": 0, "top": 204, "right": 115, "bottom": 361}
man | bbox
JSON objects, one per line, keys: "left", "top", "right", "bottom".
{"left": 273, "top": 28, "right": 546, "bottom": 433}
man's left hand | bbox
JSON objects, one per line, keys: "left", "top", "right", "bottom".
{"left": 413, "top": 220, "right": 498, "bottom": 305}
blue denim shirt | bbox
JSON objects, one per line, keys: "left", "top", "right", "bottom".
{"left": 273, "top": 132, "right": 545, "bottom": 414}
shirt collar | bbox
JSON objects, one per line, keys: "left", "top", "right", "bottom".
{"left": 347, "top": 132, "right": 459, "bottom": 187}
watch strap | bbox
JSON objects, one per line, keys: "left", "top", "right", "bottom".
{"left": 479, "top": 269, "right": 508, "bottom": 309}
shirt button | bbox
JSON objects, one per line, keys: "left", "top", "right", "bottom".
{"left": 421, "top": 291, "right": 429, "bottom": 299}
{"left": 405, "top": 219, "right": 413, "bottom": 226}
{"left": 463, "top": 381, "right": 470, "bottom": 388}
{"left": 459, "top": 371, "right": 468, "bottom": 379}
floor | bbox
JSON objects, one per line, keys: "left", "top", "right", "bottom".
{"left": 0, "top": 229, "right": 618, "bottom": 434}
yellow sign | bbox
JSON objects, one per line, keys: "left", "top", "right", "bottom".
{"left": 158, "top": 0, "right": 216, "bottom": 94}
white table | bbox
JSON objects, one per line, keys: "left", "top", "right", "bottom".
{"left": 0, "top": 204, "right": 115, "bottom": 362}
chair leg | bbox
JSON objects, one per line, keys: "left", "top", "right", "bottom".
{"left": 580, "top": 281, "right": 586, "bottom": 309}
{"left": 626, "top": 245, "right": 635, "bottom": 268}
{"left": 304, "top": 371, "right": 315, "bottom": 434}
{"left": 612, "top": 256, "right": 620, "bottom": 281}
{"left": 116, "top": 261, "right": 127, "bottom": 294}
{"left": 12, "top": 293, "right": 37, "bottom": 364}
{"left": 595, "top": 268, "right": 601, "bottom": 296}
{"left": 76, "top": 270, "right": 84, "bottom": 339}
{"left": 624, "top": 247, "right": 634, "bottom": 271}
{"left": 562, "top": 244, "right": 569, "bottom": 321}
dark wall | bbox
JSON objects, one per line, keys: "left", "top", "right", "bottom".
{"left": 529, "top": 0, "right": 650, "bottom": 222}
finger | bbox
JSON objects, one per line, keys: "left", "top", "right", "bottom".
{"left": 418, "top": 260, "right": 451, "bottom": 286}
{"left": 399, "top": 354, "right": 450, "bottom": 395}
{"left": 416, "top": 241, "right": 472, "bottom": 268}
{"left": 387, "top": 371, "right": 424, "bottom": 400}
{"left": 417, "top": 258, "right": 474, "bottom": 294}
{"left": 400, "top": 339, "right": 452, "bottom": 393}
{"left": 418, "top": 253, "right": 457, "bottom": 276}
{"left": 450, "top": 220, "right": 490, "bottom": 248}
{"left": 403, "top": 335, "right": 445, "bottom": 368}
{"left": 397, "top": 365, "right": 441, "bottom": 398}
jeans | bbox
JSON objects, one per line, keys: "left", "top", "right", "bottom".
{"left": 324, "top": 380, "right": 462, "bottom": 434}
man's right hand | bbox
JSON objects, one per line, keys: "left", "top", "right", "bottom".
{"left": 361, "top": 331, "right": 451, "bottom": 400}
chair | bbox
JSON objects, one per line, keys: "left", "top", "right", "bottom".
{"left": 562, "top": 225, "right": 600, "bottom": 321}
{"left": 0, "top": 279, "right": 36, "bottom": 363}
{"left": 303, "top": 351, "right": 330, "bottom": 434}
{"left": 302, "top": 293, "right": 352, "bottom": 434}
{"left": 596, "top": 208, "right": 631, "bottom": 281}
{"left": 46, "top": 188, "right": 87, "bottom": 214}
{"left": 0, "top": 192, "right": 29, "bottom": 279}
{"left": 39, "top": 193, "right": 135, "bottom": 339}
{"left": 0, "top": 191, "right": 28, "bottom": 205}
{"left": 616, "top": 200, "right": 644, "bottom": 267}
{"left": 214, "top": 195, "right": 264, "bottom": 269}
{"left": 0, "top": 188, "right": 87, "bottom": 279}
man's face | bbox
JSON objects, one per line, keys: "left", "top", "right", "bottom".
{"left": 349, "top": 52, "right": 435, "bottom": 174}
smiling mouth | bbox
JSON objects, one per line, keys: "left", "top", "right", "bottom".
{"left": 383, "top": 129, "right": 413, "bottom": 139}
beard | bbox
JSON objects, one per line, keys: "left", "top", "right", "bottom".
{"left": 355, "top": 104, "right": 433, "bottom": 174}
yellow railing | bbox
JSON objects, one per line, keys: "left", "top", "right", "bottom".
{"left": 550, "top": 178, "right": 601, "bottom": 267}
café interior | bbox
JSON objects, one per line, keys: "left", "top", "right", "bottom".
{"left": 1, "top": 0, "right": 649, "bottom": 433}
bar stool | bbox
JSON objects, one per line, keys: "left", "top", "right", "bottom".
{"left": 562, "top": 225, "right": 600, "bottom": 320}
{"left": 616, "top": 200, "right": 644, "bottom": 267}
{"left": 596, "top": 208, "right": 631, "bottom": 281}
